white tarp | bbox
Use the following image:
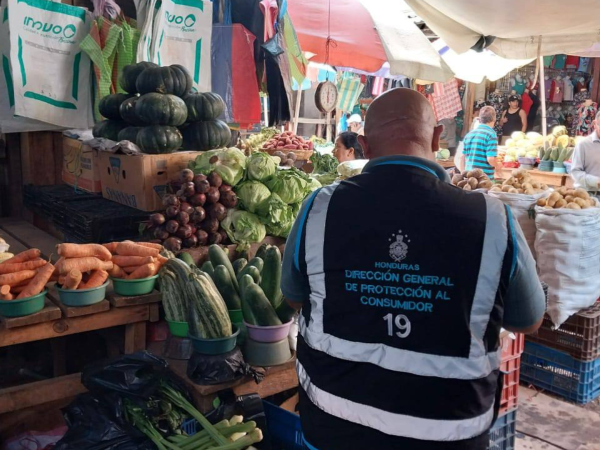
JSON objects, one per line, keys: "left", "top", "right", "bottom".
{"left": 405, "top": 0, "right": 600, "bottom": 59}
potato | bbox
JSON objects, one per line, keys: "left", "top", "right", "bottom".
{"left": 587, "top": 199, "right": 597, "bottom": 208}
{"left": 457, "top": 180, "right": 468, "bottom": 188}
{"left": 524, "top": 188, "right": 535, "bottom": 195}
{"left": 541, "top": 184, "right": 548, "bottom": 190}
{"left": 548, "top": 192, "right": 561, "bottom": 202}
{"left": 468, "top": 177, "right": 479, "bottom": 189}
{"left": 490, "top": 185, "right": 502, "bottom": 192}
{"left": 567, "top": 202, "right": 582, "bottom": 210}
{"left": 531, "top": 182, "right": 540, "bottom": 189}
{"left": 508, "top": 188, "right": 519, "bottom": 194}
{"left": 557, "top": 187, "right": 568, "bottom": 196}
{"left": 522, "top": 183, "right": 533, "bottom": 191}
{"left": 544, "top": 205, "right": 554, "bottom": 210}
{"left": 574, "top": 198, "right": 589, "bottom": 208}
{"left": 566, "top": 189, "right": 576, "bottom": 196}
{"left": 574, "top": 188, "right": 590, "bottom": 200}
{"left": 564, "top": 195, "right": 574, "bottom": 203}
{"left": 478, "top": 180, "right": 493, "bottom": 189}
{"left": 537, "top": 198, "right": 547, "bottom": 207}
{"left": 554, "top": 199, "right": 567, "bottom": 208}
{"left": 504, "top": 177, "right": 515, "bottom": 186}
{"left": 465, "top": 171, "right": 475, "bottom": 178}
{"left": 547, "top": 198, "right": 557, "bottom": 207}
{"left": 469, "top": 168, "right": 484, "bottom": 178}
{"left": 501, "top": 185, "right": 512, "bottom": 193}
{"left": 463, "top": 184, "right": 472, "bottom": 191}
{"left": 451, "top": 174, "right": 464, "bottom": 185}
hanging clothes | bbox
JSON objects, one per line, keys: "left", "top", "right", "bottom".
{"left": 526, "top": 92, "right": 540, "bottom": 132}
{"left": 429, "top": 79, "right": 462, "bottom": 121}
{"left": 543, "top": 55, "right": 554, "bottom": 68}
{"left": 552, "top": 54, "right": 567, "bottom": 69}
{"left": 513, "top": 77, "right": 526, "bottom": 95}
{"left": 550, "top": 78, "right": 564, "bottom": 103}
{"left": 575, "top": 102, "right": 598, "bottom": 136}
{"left": 578, "top": 57, "right": 591, "bottom": 73}
{"left": 488, "top": 91, "right": 507, "bottom": 136}
{"left": 544, "top": 80, "right": 552, "bottom": 100}
{"left": 563, "top": 78, "right": 574, "bottom": 101}
{"left": 565, "top": 55, "right": 580, "bottom": 70}
{"left": 572, "top": 90, "right": 592, "bottom": 135}
{"left": 521, "top": 92, "right": 533, "bottom": 114}
{"left": 259, "top": 0, "right": 278, "bottom": 42}
{"left": 371, "top": 77, "right": 385, "bottom": 96}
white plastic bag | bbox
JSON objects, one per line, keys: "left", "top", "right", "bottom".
{"left": 150, "top": 0, "right": 212, "bottom": 92}
{"left": 135, "top": 0, "right": 160, "bottom": 63}
{"left": 534, "top": 204, "right": 600, "bottom": 327}
{"left": 488, "top": 190, "right": 551, "bottom": 256}
{"left": 8, "top": 0, "right": 94, "bottom": 128}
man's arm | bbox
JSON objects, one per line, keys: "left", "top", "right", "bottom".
{"left": 486, "top": 137, "right": 502, "bottom": 176}
{"left": 570, "top": 142, "right": 599, "bottom": 190}
{"left": 502, "top": 211, "right": 545, "bottom": 334}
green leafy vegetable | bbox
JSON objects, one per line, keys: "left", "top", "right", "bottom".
{"left": 246, "top": 151, "right": 278, "bottom": 181}
{"left": 307, "top": 177, "right": 322, "bottom": 192}
{"left": 235, "top": 180, "right": 272, "bottom": 213}
{"left": 265, "top": 168, "right": 310, "bottom": 204}
{"left": 221, "top": 210, "right": 266, "bottom": 247}
{"left": 256, "top": 193, "right": 295, "bottom": 238}
{"left": 188, "top": 148, "right": 247, "bottom": 186}
{"left": 310, "top": 151, "right": 338, "bottom": 174}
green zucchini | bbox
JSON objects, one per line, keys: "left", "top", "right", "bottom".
{"left": 201, "top": 261, "right": 215, "bottom": 279}
{"left": 213, "top": 265, "right": 242, "bottom": 310}
{"left": 255, "top": 243, "right": 269, "bottom": 261}
{"left": 209, "top": 245, "right": 239, "bottom": 291}
{"left": 188, "top": 271, "right": 232, "bottom": 338}
{"left": 232, "top": 258, "right": 247, "bottom": 275}
{"left": 236, "top": 257, "right": 263, "bottom": 283}
{"left": 239, "top": 265, "right": 261, "bottom": 285}
{"left": 245, "top": 283, "right": 282, "bottom": 326}
{"left": 260, "top": 246, "right": 282, "bottom": 309}
{"left": 276, "top": 296, "right": 297, "bottom": 323}
{"left": 178, "top": 252, "right": 195, "bottom": 267}
{"left": 240, "top": 275, "right": 258, "bottom": 325}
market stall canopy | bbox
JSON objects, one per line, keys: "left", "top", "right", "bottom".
{"left": 432, "top": 40, "right": 534, "bottom": 83}
{"left": 287, "top": 0, "right": 454, "bottom": 82}
{"left": 405, "top": 0, "right": 600, "bottom": 59}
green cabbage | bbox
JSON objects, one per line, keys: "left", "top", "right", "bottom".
{"left": 188, "top": 148, "right": 247, "bottom": 186}
{"left": 265, "top": 168, "right": 310, "bottom": 204}
{"left": 312, "top": 172, "right": 336, "bottom": 186}
{"left": 247, "top": 151, "right": 278, "bottom": 181}
{"left": 256, "top": 193, "right": 295, "bottom": 238}
{"left": 235, "top": 180, "right": 272, "bottom": 213}
{"left": 307, "top": 177, "right": 322, "bottom": 192}
{"left": 221, "top": 209, "right": 266, "bottom": 247}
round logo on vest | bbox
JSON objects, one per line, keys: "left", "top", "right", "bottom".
{"left": 389, "top": 230, "right": 409, "bottom": 262}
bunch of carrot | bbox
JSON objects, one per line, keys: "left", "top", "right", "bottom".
{"left": 55, "top": 243, "right": 116, "bottom": 290}
{"left": 0, "top": 249, "right": 55, "bottom": 300}
{"left": 102, "top": 241, "right": 166, "bottom": 280}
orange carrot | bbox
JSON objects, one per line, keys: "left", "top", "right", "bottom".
{"left": 0, "top": 285, "right": 13, "bottom": 300}
{"left": 103, "top": 242, "right": 118, "bottom": 254}
{"left": 17, "top": 262, "right": 54, "bottom": 299}
{"left": 63, "top": 269, "right": 82, "bottom": 290}
{"left": 111, "top": 255, "right": 154, "bottom": 267}
{"left": 122, "top": 265, "right": 142, "bottom": 274}
{"left": 127, "top": 263, "right": 155, "bottom": 280}
{"left": 58, "top": 275, "right": 66, "bottom": 285}
{"left": 58, "top": 257, "right": 113, "bottom": 275}
{"left": 155, "top": 255, "right": 168, "bottom": 271}
{"left": 0, "top": 249, "right": 41, "bottom": 265}
{"left": 57, "top": 243, "right": 112, "bottom": 261}
{"left": 0, "top": 259, "right": 47, "bottom": 274}
{"left": 0, "top": 270, "right": 37, "bottom": 287}
{"left": 115, "top": 242, "right": 160, "bottom": 257}
{"left": 79, "top": 270, "right": 108, "bottom": 289}
{"left": 136, "top": 242, "right": 164, "bottom": 250}
{"left": 108, "top": 264, "right": 127, "bottom": 279}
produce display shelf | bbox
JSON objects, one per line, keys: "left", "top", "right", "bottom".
{"left": 520, "top": 342, "right": 600, "bottom": 404}
{"left": 526, "top": 302, "right": 600, "bottom": 361}
{"left": 489, "top": 409, "right": 517, "bottom": 450}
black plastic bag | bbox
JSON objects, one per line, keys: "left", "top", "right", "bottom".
{"left": 262, "top": 37, "right": 284, "bottom": 57}
{"left": 187, "top": 347, "right": 264, "bottom": 385}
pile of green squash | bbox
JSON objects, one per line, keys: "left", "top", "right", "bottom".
{"left": 92, "top": 62, "right": 232, "bottom": 154}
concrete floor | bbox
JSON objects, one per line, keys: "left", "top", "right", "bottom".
{"left": 514, "top": 386, "right": 600, "bottom": 450}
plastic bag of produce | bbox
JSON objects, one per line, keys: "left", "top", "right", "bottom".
{"left": 187, "top": 347, "right": 262, "bottom": 385}
{"left": 535, "top": 204, "right": 600, "bottom": 327}
{"left": 488, "top": 190, "right": 551, "bottom": 256}
{"left": 7, "top": 0, "right": 94, "bottom": 128}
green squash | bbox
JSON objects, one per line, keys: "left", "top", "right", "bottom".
{"left": 99, "top": 93, "right": 131, "bottom": 120}
{"left": 119, "top": 62, "right": 159, "bottom": 94}
{"left": 137, "top": 125, "right": 183, "bottom": 154}
{"left": 134, "top": 93, "right": 188, "bottom": 126}
{"left": 182, "top": 120, "right": 232, "bottom": 151}
{"left": 119, "top": 96, "right": 143, "bottom": 125}
{"left": 183, "top": 92, "right": 225, "bottom": 122}
{"left": 92, "top": 120, "right": 128, "bottom": 141}
{"left": 136, "top": 64, "right": 192, "bottom": 97}
{"left": 117, "top": 126, "right": 142, "bottom": 143}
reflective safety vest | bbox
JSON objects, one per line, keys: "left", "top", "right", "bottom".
{"left": 294, "top": 156, "right": 515, "bottom": 448}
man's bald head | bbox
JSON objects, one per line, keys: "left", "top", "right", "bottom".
{"left": 358, "top": 88, "right": 442, "bottom": 161}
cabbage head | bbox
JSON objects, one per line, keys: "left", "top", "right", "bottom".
{"left": 307, "top": 177, "right": 322, "bottom": 192}
{"left": 235, "top": 181, "right": 272, "bottom": 213}
{"left": 221, "top": 210, "right": 266, "bottom": 247}
{"left": 265, "top": 169, "right": 310, "bottom": 204}
{"left": 247, "top": 152, "right": 278, "bottom": 181}
{"left": 189, "top": 148, "right": 247, "bottom": 186}
{"left": 256, "top": 193, "right": 295, "bottom": 238}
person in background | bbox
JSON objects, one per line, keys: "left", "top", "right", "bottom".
{"left": 347, "top": 113, "right": 364, "bottom": 135}
{"left": 571, "top": 111, "right": 600, "bottom": 193}
{"left": 501, "top": 95, "right": 527, "bottom": 142}
{"left": 461, "top": 106, "right": 500, "bottom": 180}
{"left": 281, "top": 88, "right": 544, "bottom": 450}
{"left": 333, "top": 131, "right": 365, "bottom": 163}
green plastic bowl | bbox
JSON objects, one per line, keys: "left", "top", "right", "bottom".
{"left": 228, "top": 309, "right": 243, "bottom": 324}
{"left": 0, "top": 290, "right": 46, "bottom": 317}
{"left": 188, "top": 326, "right": 240, "bottom": 355}
{"left": 243, "top": 337, "right": 292, "bottom": 367}
{"left": 111, "top": 275, "right": 158, "bottom": 296}
{"left": 167, "top": 320, "right": 189, "bottom": 338}
{"left": 56, "top": 282, "right": 108, "bottom": 306}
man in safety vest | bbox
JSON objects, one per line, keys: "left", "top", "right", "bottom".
{"left": 281, "top": 88, "right": 545, "bottom": 450}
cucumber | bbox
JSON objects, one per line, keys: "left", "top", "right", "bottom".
{"left": 213, "top": 265, "right": 242, "bottom": 310}
{"left": 236, "top": 257, "right": 263, "bottom": 283}
{"left": 201, "top": 261, "right": 215, "bottom": 279}
{"left": 245, "top": 283, "right": 282, "bottom": 326}
{"left": 276, "top": 296, "right": 297, "bottom": 323}
{"left": 240, "top": 275, "right": 258, "bottom": 325}
{"left": 232, "top": 258, "right": 247, "bottom": 275}
{"left": 247, "top": 257, "right": 264, "bottom": 272}
{"left": 260, "top": 246, "right": 282, "bottom": 309}
{"left": 241, "top": 265, "right": 261, "bottom": 285}
{"left": 178, "top": 252, "right": 195, "bottom": 267}
{"left": 209, "top": 245, "right": 239, "bottom": 291}
{"left": 255, "top": 243, "right": 269, "bottom": 261}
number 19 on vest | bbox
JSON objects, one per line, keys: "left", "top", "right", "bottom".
{"left": 384, "top": 313, "right": 411, "bottom": 338}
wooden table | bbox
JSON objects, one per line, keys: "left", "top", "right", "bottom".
{"left": 499, "top": 168, "right": 574, "bottom": 188}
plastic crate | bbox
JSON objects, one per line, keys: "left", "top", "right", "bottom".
{"left": 526, "top": 302, "right": 600, "bottom": 361}
{"left": 181, "top": 418, "right": 199, "bottom": 436}
{"left": 520, "top": 341, "right": 600, "bottom": 404}
{"left": 499, "top": 357, "right": 520, "bottom": 416}
{"left": 489, "top": 409, "right": 517, "bottom": 450}
{"left": 500, "top": 333, "right": 524, "bottom": 362}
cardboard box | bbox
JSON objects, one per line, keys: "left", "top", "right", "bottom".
{"left": 62, "top": 137, "right": 102, "bottom": 193}
{"left": 97, "top": 151, "right": 201, "bottom": 211}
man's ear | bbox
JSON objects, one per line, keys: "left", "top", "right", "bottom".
{"left": 358, "top": 135, "right": 370, "bottom": 158}
{"left": 432, "top": 125, "right": 444, "bottom": 153}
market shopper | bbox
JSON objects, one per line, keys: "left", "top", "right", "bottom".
{"left": 332, "top": 131, "right": 365, "bottom": 163}
{"left": 571, "top": 111, "right": 600, "bottom": 193}
{"left": 281, "top": 88, "right": 545, "bottom": 450}
{"left": 461, "top": 106, "right": 500, "bottom": 179}
{"left": 347, "top": 113, "right": 364, "bottom": 135}
{"left": 500, "top": 95, "right": 527, "bottom": 140}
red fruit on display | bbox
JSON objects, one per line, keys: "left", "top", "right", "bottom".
{"left": 208, "top": 172, "right": 223, "bottom": 188}
{"left": 196, "top": 229, "right": 208, "bottom": 245}
{"left": 206, "top": 187, "right": 220, "bottom": 204}
{"left": 180, "top": 168, "right": 194, "bottom": 183}
{"left": 190, "top": 193, "right": 206, "bottom": 207}
{"left": 165, "top": 220, "right": 179, "bottom": 234}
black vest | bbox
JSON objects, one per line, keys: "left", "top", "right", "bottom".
{"left": 295, "top": 156, "right": 514, "bottom": 450}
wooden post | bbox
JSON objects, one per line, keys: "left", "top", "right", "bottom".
{"left": 591, "top": 58, "right": 600, "bottom": 103}
{"left": 462, "top": 82, "right": 476, "bottom": 137}
{"left": 326, "top": 111, "right": 332, "bottom": 142}
{"left": 292, "top": 88, "right": 302, "bottom": 135}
